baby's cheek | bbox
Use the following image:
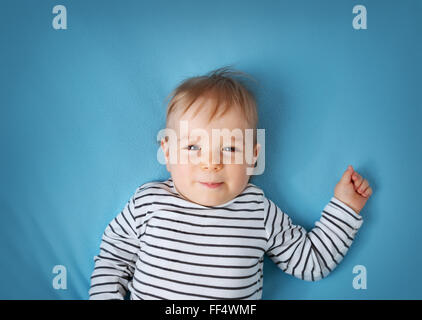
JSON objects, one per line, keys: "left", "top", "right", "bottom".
{"left": 225, "top": 164, "right": 250, "bottom": 189}
{"left": 169, "top": 164, "right": 190, "bottom": 183}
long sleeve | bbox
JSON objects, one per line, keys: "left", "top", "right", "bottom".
{"left": 89, "top": 192, "right": 141, "bottom": 299}
{"left": 264, "top": 196, "right": 363, "bottom": 281}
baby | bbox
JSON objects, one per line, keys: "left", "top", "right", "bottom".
{"left": 89, "top": 67, "right": 373, "bottom": 300}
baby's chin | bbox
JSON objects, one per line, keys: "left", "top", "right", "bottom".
{"left": 181, "top": 182, "right": 236, "bottom": 206}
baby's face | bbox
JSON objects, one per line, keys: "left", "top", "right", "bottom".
{"left": 161, "top": 97, "right": 260, "bottom": 206}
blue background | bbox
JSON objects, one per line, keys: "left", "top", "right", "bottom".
{"left": 0, "top": 0, "right": 421, "bottom": 299}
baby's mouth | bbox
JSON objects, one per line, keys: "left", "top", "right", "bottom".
{"left": 199, "top": 182, "right": 224, "bottom": 189}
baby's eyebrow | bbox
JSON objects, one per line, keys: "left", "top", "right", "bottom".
{"left": 178, "top": 134, "right": 200, "bottom": 142}
{"left": 178, "top": 135, "right": 244, "bottom": 145}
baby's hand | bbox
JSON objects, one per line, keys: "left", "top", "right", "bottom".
{"left": 334, "top": 165, "right": 373, "bottom": 214}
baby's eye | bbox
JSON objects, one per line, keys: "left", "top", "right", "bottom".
{"left": 222, "top": 146, "right": 236, "bottom": 152}
{"left": 186, "top": 145, "right": 200, "bottom": 151}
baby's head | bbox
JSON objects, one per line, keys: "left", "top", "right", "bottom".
{"left": 161, "top": 66, "right": 261, "bottom": 206}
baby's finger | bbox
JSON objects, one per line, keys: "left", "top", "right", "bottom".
{"left": 357, "top": 179, "right": 369, "bottom": 194}
{"left": 363, "top": 187, "right": 373, "bottom": 198}
{"left": 352, "top": 172, "right": 363, "bottom": 189}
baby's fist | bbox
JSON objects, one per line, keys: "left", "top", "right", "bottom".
{"left": 334, "top": 165, "right": 373, "bottom": 214}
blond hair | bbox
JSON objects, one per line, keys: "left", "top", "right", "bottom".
{"left": 164, "top": 66, "right": 259, "bottom": 142}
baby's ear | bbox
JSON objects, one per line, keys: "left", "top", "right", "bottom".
{"left": 160, "top": 137, "right": 166, "bottom": 154}
{"left": 253, "top": 143, "right": 261, "bottom": 166}
{"left": 160, "top": 137, "right": 171, "bottom": 171}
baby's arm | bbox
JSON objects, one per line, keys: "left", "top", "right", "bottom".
{"left": 264, "top": 196, "right": 363, "bottom": 281}
{"left": 89, "top": 193, "right": 140, "bottom": 299}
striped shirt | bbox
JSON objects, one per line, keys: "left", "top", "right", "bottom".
{"left": 89, "top": 178, "right": 363, "bottom": 300}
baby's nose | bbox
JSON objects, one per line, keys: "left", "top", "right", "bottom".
{"left": 200, "top": 162, "right": 223, "bottom": 172}
{"left": 200, "top": 153, "right": 223, "bottom": 172}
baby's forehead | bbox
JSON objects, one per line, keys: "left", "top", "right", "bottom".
{"left": 178, "top": 130, "right": 245, "bottom": 140}
{"left": 171, "top": 119, "right": 252, "bottom": 138}
{"left": 169, "top": 109, "right": 251, "bottom": 130}
{"left": 169, "top": 95, "right": 250, "bottom": 124}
